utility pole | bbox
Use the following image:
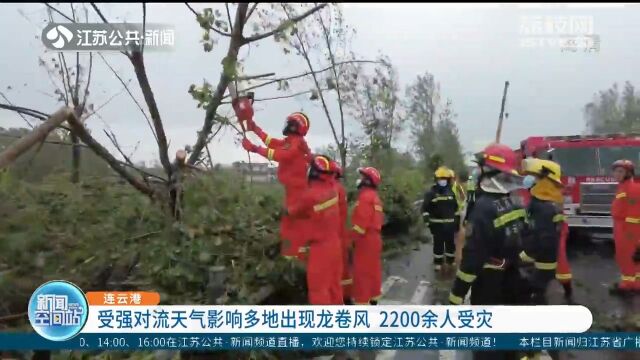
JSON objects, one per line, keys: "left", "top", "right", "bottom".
{"left": 495, "top": 81, "right": 510, "bottom": 143}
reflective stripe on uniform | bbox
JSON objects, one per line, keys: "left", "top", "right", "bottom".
{"left": 265, "top": 136, "right": 272, "bottom": 146}
{"left": 431, "top": 196, "right": 455, "bottom": 203}
{"left": 456, "top": 270, "right": 476, "bottom": 283}
{"left": 556, "top": 273, "right": 572, "bottom": 280}
{"left": 483, "top": 259, "right": 506, "bottom": 270}
{"left": 445, "top": 252, "right": 455, "bottom": 257}
{"left": 430, "top": 218, "right": 455, "bottom": 223}
{"left": 493, "top": 209, "right": 527, "bottom": 228}
{"left": 374, "top": 205, "right": 383, "bottom": 212}
{"left": 353, "top": 224, "right": 365, "bottom": 234}
{"left": 313, "top": 196, "right": 338, "bottom": 212}
{"left": 267, "top": 148, "right": 275, "bottom": 161}
{"left": 433, "top": 254, "right": 444, "bottom": 259}
{"left": 487, "top": 155, "right": 505, "bottom": 163}
{"left": 625, "top": 217, "right": 640, "bottom": 224}
{"left": 553, "top": 214, "right": 566, "bottom": 223}
{"left": 616, "top": 192, "right": 627, "bottom": 199}
{"left": 422, "top": 212, "right": 430, "bottom": 217}
{"left": 519, "top": 251, "right": 535, "bottom": 263}
{"left": 341, "top": 279, "right": 353, "bottom": 285}
{"left": 449, "top": 293, "right": 463, "bottom": 305}
{"left": 621, "top": 275, "right": 636, "bottom": 282}
{"left": 535, "top": 261, "right": 557, "bottom": 270}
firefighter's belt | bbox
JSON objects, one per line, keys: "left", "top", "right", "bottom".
{"left": 430, "top": 218, "right": 455, "bottom": 223}
{"left": 493, "top": 209, "right": 527, "bottom": 228}
{"left": 431, "top": 196, "right": 454, "bottom": 202}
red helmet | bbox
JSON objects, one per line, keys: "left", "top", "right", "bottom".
{"left": 311, "top": 155, "right": 332, "bottom": 173}
{"left": 612, "top": 159, "right": 635, "bottom": 174}
{"left": 358, "top": 166, "right": 381, "bottom": 186}
{"left": 478, "top": 143, "right": 520, "bottom": 175}
{"left": 286, "top": 112, "right": 310, "bottom": 136}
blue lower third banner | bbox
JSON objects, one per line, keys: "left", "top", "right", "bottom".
{"left": 1, "top": 333, "right": 639, "bottom": 351}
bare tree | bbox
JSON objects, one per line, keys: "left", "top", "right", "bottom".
{"left": 1, "top": 3, "right": 331, "bottom": 218}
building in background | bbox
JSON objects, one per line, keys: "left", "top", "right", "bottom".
{"left": 230, "top": 161, "right": 277, "bottom": 183}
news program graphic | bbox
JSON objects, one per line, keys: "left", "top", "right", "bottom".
{"left": 28, "top": 280, "right": 88, "bottom": 341}
{"left": 45, "top": 25, "right": 74, "bottom": 49}
{"left": 518, "top": 15, "right": 600, "bottom": 53}
{"left": 41, "top": 23, "right": 175, "bottom": 52}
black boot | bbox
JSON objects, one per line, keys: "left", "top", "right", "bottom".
{"left": 343, "top": 297, "right": 354, "bottom": 305}
{"left": 369, "top": 299, "right": 378, "bottom": 305}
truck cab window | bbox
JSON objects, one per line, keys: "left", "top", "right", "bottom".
{"left": 552, "top": 148, "right": 599, "bottom": 176}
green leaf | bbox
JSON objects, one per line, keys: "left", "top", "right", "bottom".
{"left": 221, "top": 56, "right": 237, "bottom": 79}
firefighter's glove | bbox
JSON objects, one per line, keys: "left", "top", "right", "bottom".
{"left": 241, "top": 138, "right": 258, "bottom": 153}
{"left": 633, "top": 247, "right": 640, "bottom": 264}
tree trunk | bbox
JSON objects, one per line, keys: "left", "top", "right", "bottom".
{"left": 71, "top": 133, "right": 81, "bottom": 183}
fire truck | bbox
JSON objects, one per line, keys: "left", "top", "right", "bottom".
{"left": 518, "top": 134, "right": 640, "bottom": 236}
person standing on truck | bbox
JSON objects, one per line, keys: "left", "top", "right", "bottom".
{"left": 240, "top": 112, "right": 312, "bottom": 261}
{"left": 422, "top": 166, "right": 458, "bottom": 272}
{"left": 611, "top": 159, "right": 640, "bottom": 294}
{"left": 448, "top": 143, "right": 528, "bottom": 360}
{"left": 519, "top": 158, "right": 565, "bottom": 305}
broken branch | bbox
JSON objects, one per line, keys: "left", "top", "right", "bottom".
{"left": 0, "top": 107, "right": 73, "bottom": 169}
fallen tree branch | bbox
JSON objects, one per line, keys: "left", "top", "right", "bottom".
{"left": 0, "top": 92, "right": 34, "bottom": 128}
{"left": 0, "top": 107, "right": 73, "bottom": 169}
{"left": 0, "top": 312, "right": 27, "bottom": 323}
{"left": 66, "top": 113, "right": 155, "bottom": 196}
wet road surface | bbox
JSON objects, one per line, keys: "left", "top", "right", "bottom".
{"left": 370, "top": 231, "right": 639, "bottom": 360}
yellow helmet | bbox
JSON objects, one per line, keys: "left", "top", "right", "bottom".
{"left": 449, "top": 169, "right": 456, "bottom": 178}
{"left": 435, "top": 166, "right": 452, "bottom": 178}
{"left": 521, "top": 158, "right": 562, "bottom": 184}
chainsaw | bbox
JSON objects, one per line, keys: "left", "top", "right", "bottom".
{"left": 228, "top": 82, "right": 255, "bottom": 134}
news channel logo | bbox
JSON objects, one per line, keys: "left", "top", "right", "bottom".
{"left": 28, "top": 280, "right": 88, "bottom": 341}
{"left": 518, "top": 15, "right": 600, "bottom": 53}
{"left": 41, "top": 23, "right": 175, "bottom": 52}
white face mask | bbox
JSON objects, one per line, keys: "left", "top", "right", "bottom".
{"left": 437, "top": 179, "right": 448, "bottom": 187}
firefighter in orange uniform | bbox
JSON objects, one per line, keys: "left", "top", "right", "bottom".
{"left": 241, "top": 112, "right": 312, "bottom": 260}
{"left": 329, "top": 160, "right": 352, "bottom": 304}
{"left": 351, "top": 167, "right": 384, "bottom": 305}
{"left": 610, "top": 159, "right": 639, "bottom": 294}
{"left": 555, "top": 221, "right": 574, "bottom": 300}
{"left": 284, "top": 155, "right": 343, "bottom": 304}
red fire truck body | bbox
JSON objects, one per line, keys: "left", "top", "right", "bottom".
{"left": 518, "top": 134, "right": 640, "bottom": 231}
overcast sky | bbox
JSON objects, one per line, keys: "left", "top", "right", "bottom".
{"left": 2, "top": 3, "right": 640, "bottom": 166}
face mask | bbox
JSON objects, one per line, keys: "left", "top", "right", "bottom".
{"left": 437, "top": 179, "right": 448, "bottom": 187}
{"left": 523, "top": 175, "right": 537, "bottom": 189}
{"left": 356, "top": 178, "right": 362, "bottom": 187}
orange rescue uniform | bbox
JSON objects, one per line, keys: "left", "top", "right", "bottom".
{"left": 251, "top": 126, "right": 311, "bottom": 260}
{"left": 612, "top": 179, "right": 638, "bottom": 289}
{"left": 288, "top": 180, "right": 343, "bottom": 304}
{"left": 351, "top": 187, "right": 384, "bottom": 304}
